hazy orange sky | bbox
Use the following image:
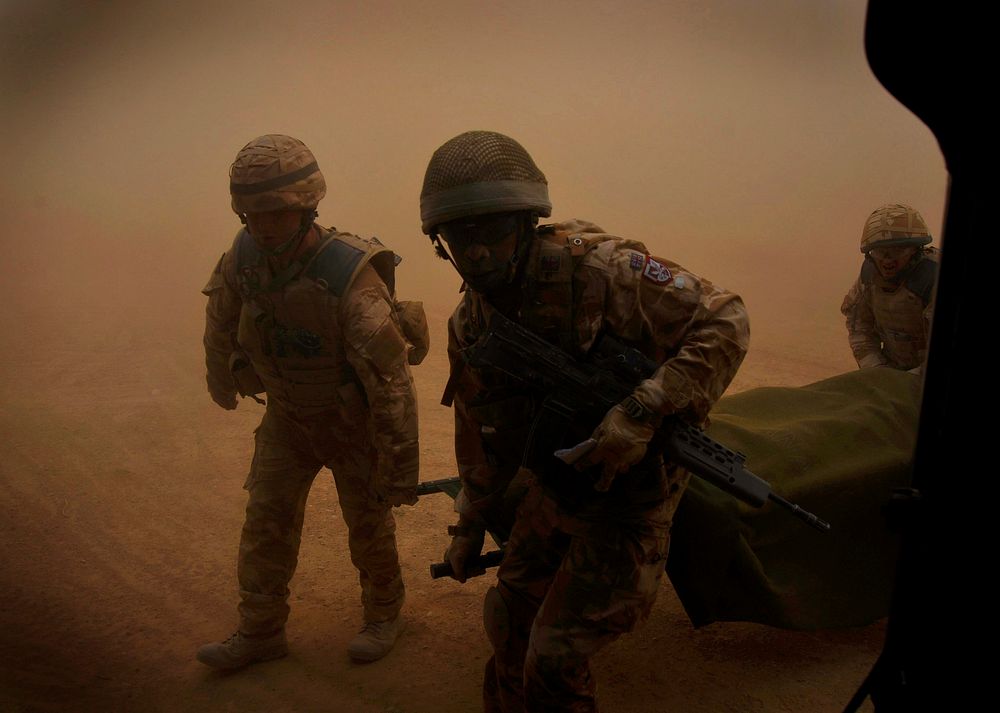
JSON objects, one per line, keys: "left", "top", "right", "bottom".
{"left": 0, "top": 0, "right": 946, "bottom": 374}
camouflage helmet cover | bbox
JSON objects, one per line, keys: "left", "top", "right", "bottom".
{"left": 420, "top": 130, "right": 552, "bottom": 234}
{"left": 860, "top": 203, "right": 932, "bottom": 253}
{"left": 230, "top": 134, "right": 326, "bottom": 214}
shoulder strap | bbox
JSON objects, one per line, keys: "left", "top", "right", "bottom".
{"left": 230, "top": 228, "right": 265, "bottom": 297}
{"left": 306, "top": 232, "right": 399, "bottom": 298}
{"left": 520, "top": 232, "right": 582, "bottom": 352}
{"left": 233, "top": 228, "right": 260, "bottom": 273}
{"left": 903, "top": 255, "right": 939, "bottom": 305}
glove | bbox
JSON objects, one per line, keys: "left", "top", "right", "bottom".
{"left": 444, "top": 520, "right": 486, "bottom": 583}
{"left": 579, "top": 400, "right": 655, "bottom": 492}
{"left": 210, "top": 389, "right": 238, "bottom": 410}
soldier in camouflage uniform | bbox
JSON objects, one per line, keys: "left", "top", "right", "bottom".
{"left": 198, "top": 134, "right": 424, "bottom": 669}
{"left": 421, "top": 131, "right": 749, "bottom": 712}
{"left": 841, "top": 203, "right": 939, "bottom": 371}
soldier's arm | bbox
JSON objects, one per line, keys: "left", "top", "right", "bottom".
{"left": 445, "top": 309, "right": 512, "bottom": 529}
{"left": 602, "top": 252, "right": 750, "bottom": 424}
{"left": 840, "top": 275, "right": 888, "bottom": 368}
{"left": 342, "top": 264, "right": 419, "bottom": 505}
{"left": 201, "top": 251, "right": 241, "bottom": 409}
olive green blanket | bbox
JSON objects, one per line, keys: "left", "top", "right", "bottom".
{"left": 668, "top": 367, "right": 920, "bottom": 630}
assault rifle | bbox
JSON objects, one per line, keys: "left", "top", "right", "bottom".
{"left": 464, "top": 311, "right": 830, "bottom": 533}
{"left": 425, "top": 311, "right": 829, "bottom": 580}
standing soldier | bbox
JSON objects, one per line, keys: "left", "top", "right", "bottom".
{"left": 421, "top": 130, "right": 749, "bottom": 712}
{"left": 198, "top": 134, "right": 423, "bottom": 669}
{"left": 841, "top": 203, "right": 940, "bottom": 371}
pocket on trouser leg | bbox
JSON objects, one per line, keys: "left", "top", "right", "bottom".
{"left": 555, "top": 529, "right": 669, "bottom": 636}
{"left": 484, "top": 583, "right": 535, "bottom": 711}
{"left": 607, "top": 529, "right": 670, "bottom": 632}
{"left": 244, "top": 439, "right": 307, "bottom": 490}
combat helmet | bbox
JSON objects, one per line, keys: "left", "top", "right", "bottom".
{"left": 230, "top": 134, "right": 326, "bottom": 216}
{"left": 860, "top": 203, "right": 932, "bottom": 254}
{"left": 420, "top": 130, "right": 551, "bottom": 234}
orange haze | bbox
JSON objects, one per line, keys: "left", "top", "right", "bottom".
{"left": 0, "top": 2, "right": 945, "bottom": 711}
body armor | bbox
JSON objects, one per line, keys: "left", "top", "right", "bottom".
{"left": 207, "top": 227, "right": 405, "bottom": 418}
{"left": 842, "top": 250, "right": 939, "bottom": 370}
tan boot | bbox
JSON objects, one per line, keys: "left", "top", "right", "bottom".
{"left": 196, "top": 629, "right": 288, "bottom": 670}
{"left": 347, "top": 616, "right": 403, "bottom": 662}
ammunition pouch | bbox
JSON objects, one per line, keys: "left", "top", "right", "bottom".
{"left": 395, "top": 300, "right": 430, "bottom": 365}
{"left": 228, "top": 350, "right": 265, "bottom": 398}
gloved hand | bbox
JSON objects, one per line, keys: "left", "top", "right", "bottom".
{"left": 578, "top": 401, "right": 656, "bottom": 492}
{"left": 210, "top": 389, "right": 238, "bottom": 410}
{"left": 445, "top": 520, "right": 486, "bottom": 583}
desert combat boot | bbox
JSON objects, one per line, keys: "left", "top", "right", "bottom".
{"left": 347, "top": 615, "right": 403, "bottom": 662}
{"left": 196, "top": 629, "right": 288, "bottom": 670}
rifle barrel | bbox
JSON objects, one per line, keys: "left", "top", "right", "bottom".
{"left": 768, "top": 492, "right": 831, "bottom": 532}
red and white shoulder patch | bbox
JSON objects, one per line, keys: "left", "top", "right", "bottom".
{"left": 642, "top": 257, "right": 672, "bottom": 284}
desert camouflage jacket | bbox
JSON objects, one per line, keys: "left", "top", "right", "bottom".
{"left": 202, "top": 225, "right": 419, "bottom": 495}
{"left": 446, "top": 219, "right": 749, "bottom": 525}
{"left": 840, "top": 249, "right": 939, "bottom": 370}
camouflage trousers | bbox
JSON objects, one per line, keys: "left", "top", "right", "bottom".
{"left": 236, "top": 405, "right": 404, "bottom": 635}
{"left": 483, "top": 470, "right": 687, "bottom": 713}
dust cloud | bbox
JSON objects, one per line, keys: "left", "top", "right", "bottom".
{"left": 1, "top": 1, "right": 944, "bottom": 711}
{"left": 1, "top": 0, "right": 944, "bottom": 359}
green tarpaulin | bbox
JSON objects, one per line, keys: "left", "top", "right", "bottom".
{"left": 668, "top": 367, "right": 920, "bottom": 630}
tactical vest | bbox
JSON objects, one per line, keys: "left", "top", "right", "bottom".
{"left": 518, "top": 226, "right": 593, "bottom": 353}
{"left": 231, "top": 227, "right": 399, "bottom": 418}
{"left": 860, "top": 252, "right": 938, "bottom": 370}
{"left": 448, "top": 225, "right": 666, "bottom": 508}
{"left": 446, "top": 226, "right": 602, "bottom": 404}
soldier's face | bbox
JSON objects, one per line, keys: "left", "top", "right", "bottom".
{"left": 438, "top": 213, "right": 520, "bottom": 292}
{"left": 245, "top": 209, "right": 305, "bottom": 250}
{"left": 869, "top": 245, "right": 918, "bottom": 279}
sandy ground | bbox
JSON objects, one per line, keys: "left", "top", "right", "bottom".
{"left": 0, "top": 296, "right": 881, "bottom": 713}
